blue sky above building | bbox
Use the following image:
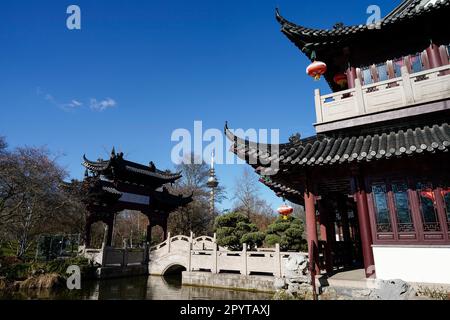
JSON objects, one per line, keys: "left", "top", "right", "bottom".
{"left": 0, "top": 0, "right": 401, "bottom": 210}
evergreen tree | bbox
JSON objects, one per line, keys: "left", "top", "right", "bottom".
{"left": 214, "top": 212, "right": 264, "bottom": 250}
{"left": 265, "top": 215, "right": 307, "bottom": 252}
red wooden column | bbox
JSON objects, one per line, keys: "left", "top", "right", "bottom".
{"left": 304, "top": 180, "right": 320, "bottom": 274}
{"left": 346, "top": 66, "right": 357, "bottom": 89}
{"left": 353, "top": 173, "right": 375, "bottom": 277}
{"left": 426, "top": 43, "right": 443, "bottom": 69}
{"left": 318, "top": 200, "right": 333, "bottom": 273}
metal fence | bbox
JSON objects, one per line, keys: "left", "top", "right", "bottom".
{"left": 35, "top": 234, "right": 81, "bottom": 261}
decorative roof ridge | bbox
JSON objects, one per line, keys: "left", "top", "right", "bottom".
{"left": 83, "top": 153, "right": 182, "bottom": 180}
{"left": 82, "top": 154, "right": 111, "bottom": 171}
{"left": 120, "top": 158, "right": 181, "bottom": 179}
{"left": 275, "top": 0, "right": 449, "bottom": 42}
{"left": 229, "top": 122, "right": 450, "bottom": 172}
{"left": 224, "top": 121, "right": 309, "bottom": 149}
{"left": 384, "top": 0, "right": 420, "bottom": 20}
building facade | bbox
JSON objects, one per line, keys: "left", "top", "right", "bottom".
{"left": 226, "top": 0, "right": 450, "bottom": 284}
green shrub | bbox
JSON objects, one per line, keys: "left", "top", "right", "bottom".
{"left": 263, "top": 234, "right": 281, "bottom": 246}
{"left": 265, "top": 216, "right": 307, "bottom": 251}
{"left": 215, "top": 212, "right": 260, "bottom": 250}
{"left": 240, "top": 232, "right": 265, "bottom": 250}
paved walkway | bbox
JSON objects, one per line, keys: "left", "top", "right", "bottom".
{"left": 323, "top": 269, "right": 376, "bottom": 289}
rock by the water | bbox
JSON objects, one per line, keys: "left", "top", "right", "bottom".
{"left": 319, "top": 287, "right": 338, "bottom": 300}
{"left": 369, "top": 279, "right": 415, "bottom": 300}
{"left": 281, "top": 253, "right": 314, "bottom": 299}
{"left": 284, "top": 254, "right": 308, "bottom": 279}
{"left": 274, "top": 277, "right": 286, "bottom": 290}
{"left": 273, "top": 289, "right": 295, "bottom": 300}
{"left": 288, "top": 283, "right": 315, "bottom": 300}
{"left": 352, "top": 288, "right": 372, "bottom": 299}
{"left": 286, "top": 274, "right": 310, "bottom": 284}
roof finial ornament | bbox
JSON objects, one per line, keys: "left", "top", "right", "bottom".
{"left": 275, "top": 7, "right": 286, "bottom": 25}
{"left": 111, "top": 147, "right": 116, "bottom": 158}
{"left": 333, "top": 22, "right": 345, "bottom": 30}
{"left": 289, "top": 133, "right": 301, "bottom": 144}
{"left": 149, "top": 161, "right": 156, "bottom": 172}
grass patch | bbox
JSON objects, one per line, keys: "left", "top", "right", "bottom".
{"left": 0, "top": 256, "right": 92, "bottom": 282}
{"left": 416, "top": 286, "right": 450, "bottom": 300}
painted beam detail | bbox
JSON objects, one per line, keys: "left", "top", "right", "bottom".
{"left": 119, "top": 192, "right": 150, "bottom": 205}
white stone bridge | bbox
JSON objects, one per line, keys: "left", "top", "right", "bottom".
{"left": 148, "top": 233, "right": 306, "bottom": 277}
{"left": 80, "top": 233, "right": 307, "bottom": 278}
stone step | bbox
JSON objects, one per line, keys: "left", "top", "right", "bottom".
{"left": 326, "top": 277, "right": 376, "bottom": 289}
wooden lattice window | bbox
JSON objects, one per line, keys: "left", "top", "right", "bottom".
{"left": 392, "top": 182, "right": 414, "bottom": 233}
{"left": 372, "top": 184, "right": 392, "bottom": 232}
{"left": 441, "top": 188, "right": 450, "bottom": 232}
{"left": 417, "top": 182, "right": 441, "bottom": 232}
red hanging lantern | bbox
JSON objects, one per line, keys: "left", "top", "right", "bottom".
{"left": 420, "top": 190, "right": 435, "bottom": 201}
{"left": 333, "top": 73, "right": 348, "bottom": 88}
{"left": 277, "top": 204, "right": 293, "bottom": 220}
{"left": 306, "top": 61, "right": 327, "bottom": 80}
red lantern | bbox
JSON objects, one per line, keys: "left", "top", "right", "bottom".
{"left": 333, "top": 73, "right": 348, "bottom": 88}
{"left": 306, "top": 61, "right": 327, "bottom": 80}
{"left": 277, "top": 204, "right": 293, "bottom": 220}
{"left": 420, "top": 190, "right": 435, "bottom": 201}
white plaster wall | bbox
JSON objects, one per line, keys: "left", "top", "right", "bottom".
{"left": 373, "top": 246, "right": 450, "bottom": 284}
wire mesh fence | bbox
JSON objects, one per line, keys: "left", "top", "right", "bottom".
{"left": 35, "top": 234, "right": 81, "bottom": 261}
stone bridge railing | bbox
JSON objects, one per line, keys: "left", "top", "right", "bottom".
{"left": 81, "top": 233, "right": 307, "bottom": 277}
{"left": 80, "top": 244, "right": 147, "bottom": 268}
{"left": 148, "top": 233, "right": 307, "bottom": 277}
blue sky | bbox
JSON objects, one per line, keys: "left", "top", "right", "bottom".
{"left": 0, "top": 0, "right": 400, "bottom": 211}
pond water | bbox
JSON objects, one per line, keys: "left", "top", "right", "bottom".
{"left": 1, "top": 275, "right": 273, "bottom": 300}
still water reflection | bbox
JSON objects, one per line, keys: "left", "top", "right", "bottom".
{"left": 2, "top": 275, "right": 273, "bottom": 300}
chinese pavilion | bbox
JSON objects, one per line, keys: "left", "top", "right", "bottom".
{"left": 82, "top": 148, "right": 192, "bottom": 247}
{"left": 226, "top": 0, "right": 450, "bottom": 284}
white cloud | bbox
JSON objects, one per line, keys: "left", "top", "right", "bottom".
{"left": 89, "top": 98, "right": 117, "bottom": 112}
{"left": 71, "top": 100, "right": 82, "bottom": 107}
{"left": 37, "top": 87, "right": 83, "bottom": 111}
{"left": 36, "top": 87, "right": 116, "bottom": 112}
{"left": 61, "top": 99, "right": 83, "bottom": 110}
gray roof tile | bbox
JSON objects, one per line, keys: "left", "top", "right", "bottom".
{"left": 225, "top": 123, "right": 450, "bottom": 170}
